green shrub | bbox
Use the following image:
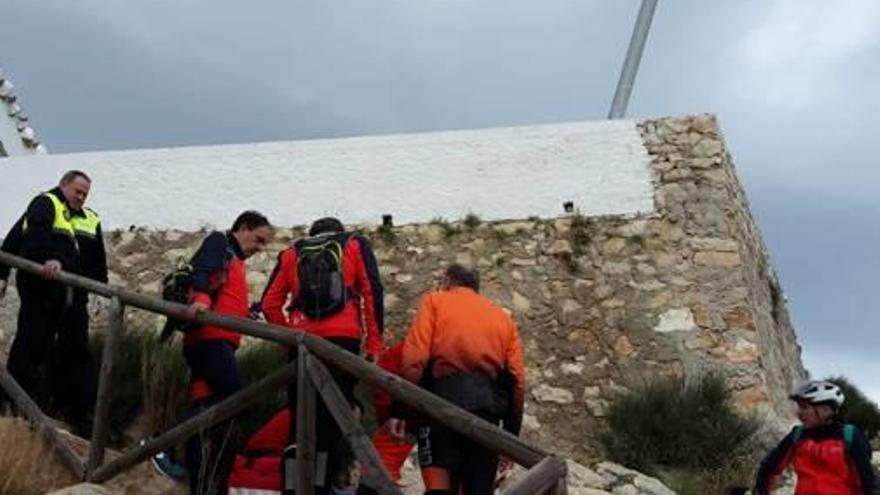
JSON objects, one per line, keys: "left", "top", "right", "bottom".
{"left": 139, "top": 331, "right": 190, "bottom": 438}
{"left": 462, "top": 213, "right": 482, "bottom": 230}
{"left": 488, "top": 226, "right": 512, "bottom": 242}
{"left": 374, "top": 223, "right": 397, "bottom": 244}
{"left": 570, "top": 211, "right": 593, "bottom": 256}
{"left": 827, "top": 376, "right": 880, "bottom": 440}
{"left": 430, "top": 217, "right": 462, "bottom": 238}
{"left": 91, "top": 325, "right": 189, "bottom": 445}
{"left": 229, "top": 342, "right": 288, "bottom": 449}
{"left": 602, "top": 374, "right": 760, "bottom": 473}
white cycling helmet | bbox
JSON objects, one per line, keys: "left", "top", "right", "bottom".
{"left": 789, "top": 380, "right": 844, "bottom": 407}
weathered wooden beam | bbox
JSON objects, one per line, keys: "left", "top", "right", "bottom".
{"left": 0, "top": 367, "right": 86, "bottom": 480}
{"left": 501, "top": 456, "right": 567, "bottom": 495}
{"left": 306, "top": 355, "right": 401, "bottom": 495}
{"left": 295, "top": 344, "right": 316, "bottom": 495}
{"left": 301, "top": 334, "right": 546, "bottom": 467}
{"left": 0, "top": 251, "right": 547, "bottom": 467}
{"left": 90, "top": 358, "right": 300, "bottom": 484}
{"left": 86, "top": 297, "right": 124, "bottom": 478}
{"left": 554, "top": 475, "right": 569, "bottom": 495}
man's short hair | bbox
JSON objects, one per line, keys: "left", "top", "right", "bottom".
{"left": 60, "top": 170, "right": 91, "bottom": 185}
{"left": 232, "top": 210, "right": 271, "bottom": 232}
{"left": 445, "top": 263, "right": 480, "bottom": 292}
{"left": 309, "top": 217, "right": 345, "bottom": 236}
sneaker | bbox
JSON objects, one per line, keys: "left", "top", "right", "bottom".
{"left": 141, "top": 439, "right": 187, "bottom": 481}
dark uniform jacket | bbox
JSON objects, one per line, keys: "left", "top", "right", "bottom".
{"left": 0, "top": 187, "right": 107, "bottom": 284}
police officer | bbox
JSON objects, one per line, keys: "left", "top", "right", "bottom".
{"left": 0, "top": 170, "right": 106, "bottom": 434}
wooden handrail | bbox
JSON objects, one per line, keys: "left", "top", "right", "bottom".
{"left": 87, "top": 297, "right": 124, "bottom": 478}
{"left": 295, "top": 343, "right": 317, "bottom": 495}
{"left": 89, "top": 360, "right": 299, "bottom": 483}
{"left": 501, "top": 456, "right": 568, "bottom": 495}
{"left": 0, "top": 251, "right": 567, "bottom": 495}
{"left": 0, "top": 250, "right": 548, "bottom": 468}
{"left": 0, "top": 368, "right": 86, "bottom": 479}
{"left": 306, "top": 352, "right": 401, "bottom": 495}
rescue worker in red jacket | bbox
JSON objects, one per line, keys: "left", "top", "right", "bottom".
{"left": 755, "top": 380, "right": 874, "bottom": 495}
{"left": 390, "top": 263, "right": 526, "bottom": 495}
{"left": 261, "top": 216, "right": 383, "bottom": 494}
{"left": 370, "top": 342, "right": 416, "bottom": 484}
{"left": 180, "top": 211, "right": 274, "bottom": 495}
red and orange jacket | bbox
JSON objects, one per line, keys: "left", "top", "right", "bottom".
{"left": 755, "top": 422, "right": 874, "bottom": 495}
{"left": 373, "top": 343, "right": 404, "bottom": 425}
{"left": 261, "top": 233, "right": 384, "bottom": 356}
{"left": 400, "top": 287, "right": 526, "bottom": 435}
{"left": 184, "top": 232, "right": 249, "bottom": 348}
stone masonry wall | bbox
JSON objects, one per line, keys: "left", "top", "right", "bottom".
{"left": 0, "top": 114, "right": 805, "bottom": 464}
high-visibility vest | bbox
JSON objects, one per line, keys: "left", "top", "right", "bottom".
{"left": 22, "top": 192, "right": 77, "bottom": 246}
{"left": 72, "top": 207, "right": 101, "bottom": 239}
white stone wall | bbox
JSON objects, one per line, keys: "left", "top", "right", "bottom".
{"left": 0, "top": 120, "right": 654, "bottom": 231}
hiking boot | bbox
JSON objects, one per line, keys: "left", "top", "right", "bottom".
{"left": 141, "top": 439, "right": 186, "bottom": 481}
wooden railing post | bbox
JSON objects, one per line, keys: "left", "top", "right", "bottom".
{"left": 0, "top": 368, "right": 86, "bottom": 480}
{"left": 501, "top": 456, "right": 567, "bottom": 495}
{"left": 87, "top": 296, "right": 124, "bottom": 478}
{"left": 306, "top": 355, "right": 402, "bottom": 495}
{"left": 554, "top": 475, "right": 569, "bottom": 495}
{"left": 295, "top": 344, "right": 316, "bottom": 495}
{"left": 90, "top": 357, "right": 300, "bottom": 484}
{"left": 0, "top": 251, "right": 550, "bottom": 477}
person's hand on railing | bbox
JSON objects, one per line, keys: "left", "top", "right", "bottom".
{"left": 388, "top": 418, "right": 407, "bottom": 442}
{"left": 185, "top": 300, "right": 209, "bottom": 321}
{"left": 42, "top": 259, "right": 62, "bottom": 279}
{"left": 494, "top": 456, "right": 515, "bottom": 488}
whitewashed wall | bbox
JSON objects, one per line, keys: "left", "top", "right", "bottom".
{"left": 0, "top": 120, "right": 656, "bottom": 231}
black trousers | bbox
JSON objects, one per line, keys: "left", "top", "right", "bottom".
{"left": 417, "top": 410, "right": 501, "bottom": 495}
{"left": 284, "top": 337, "right": 360, "bottom": 494}
{"left": 183, "top": 339, "right": 243, "bottom": 495}
{"left": 7, "top": 275, "right": 96, "bottom": 429}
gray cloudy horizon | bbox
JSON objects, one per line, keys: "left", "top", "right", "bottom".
{"left": 2, "top": 1, "right": 879, "bottom": 399}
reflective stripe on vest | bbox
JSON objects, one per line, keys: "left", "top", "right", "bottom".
{"left": 22, "top": 192, "right": 77, "bottom": 243}
{"left": 72, "top": 207, "right": 100, "bottom": 238}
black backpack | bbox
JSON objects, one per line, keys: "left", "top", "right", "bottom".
{"left": 292, "top": 232, "right": 352, "bottom": 320}
{"left": 158, "top": 237, "right": 234, "bottom": 342}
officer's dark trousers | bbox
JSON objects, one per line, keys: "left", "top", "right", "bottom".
{"left": 7, "top": 275, "right": 96, "bottom": 429}
{"left": 284, "top": 337, "right": 360, "bottom": 495}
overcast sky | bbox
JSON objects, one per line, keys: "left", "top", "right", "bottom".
{"left": 2, "top": 1, "right": 878, "bottom": 401}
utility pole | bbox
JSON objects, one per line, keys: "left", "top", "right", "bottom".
{"left": 608, "top": 0, "right": 658, "bottom": 119}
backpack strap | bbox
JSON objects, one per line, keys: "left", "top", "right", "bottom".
{"left": 843, "top": 423, "right": 855, "bottom": 452}
{"left": 790, "top": 425, "right": 803, "bottom": 443}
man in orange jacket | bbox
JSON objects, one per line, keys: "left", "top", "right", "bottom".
{"left": 261, "top": 217, "right": 384, "bottom": 494}
{"left": 390, "top": 264, "right": 525, "bottom": 495}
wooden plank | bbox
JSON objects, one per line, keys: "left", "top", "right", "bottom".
{"left": 0, "top": 250, "right": 547, "bottom": 468}
{"left": 86, "top": 297, "right": 124, "bottom": 478}
{"left": 553, "top": 475, "right": 569, "bottom": 495}
{"left": 501, "top": 456, "right": 567, "bottom": 495}
{"left": 295, "top": 344, "right": 316, "bottom": 495}
{"left": 306, "top": 355, "right": 402, "bottom": 495}
{"left": 90, "top": 359, "right": 299, "bottom": 484}
{"left": 0, "top": 367, "right": 86, "bottom": 480}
